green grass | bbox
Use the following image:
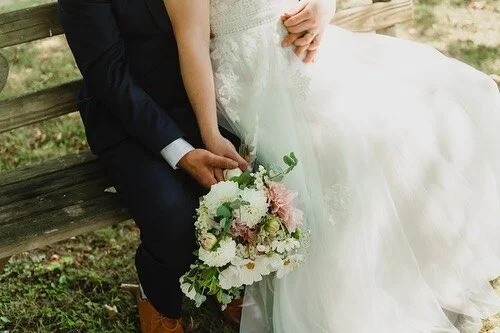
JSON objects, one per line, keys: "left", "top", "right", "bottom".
{"left": 447, "top": 40, "right": 500, "bottom": 74}
{"left": 413, "top": 1, "right": 438, "bottom": 32}
{"left": 1, "top": 39, "right": 81, "bottom": 98}
{"left": 0, "top": 222, "right": 236, "bottom": 333}
{"left": 0, "top": 37, "right": 85, "bottom": 171}
{"left": 0, "top": 223, "right": 139, "bottom": 333}
{"left": 0, "top": 115, "right": 87, "bottom": 171}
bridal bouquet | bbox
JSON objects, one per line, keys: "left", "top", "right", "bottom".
{"left": 180, "top": 153, "right": 307, "bottom": 309}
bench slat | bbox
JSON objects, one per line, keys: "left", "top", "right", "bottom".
{"left": 0, "top": 52, "right": 7, "bottom": 93}
{"left": 0, "top": 1, "right": 412, "bottom": 50}
{"left": 0, "top": 150, "right": 95, "bottom": 187}
{"left": 0, "top": 152, "right": 130, "bottom": 259}
{"left": 331, "top": 0, "right": 413, "bottom": 32}
{"left": 0, "top": 194, "right": 129, "bottom": 260}
{"left": 0, "top": 3, "right": 64, "bottom": 49}
{"left": 0, "top": 156, "right": 103, "bottom": 208}
{"left": 0, "top": 80, "right": 82, "bottom": 134}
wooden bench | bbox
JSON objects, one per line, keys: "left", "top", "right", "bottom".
{"left": 0, "top": 0, "right": 414, "bottom": 270}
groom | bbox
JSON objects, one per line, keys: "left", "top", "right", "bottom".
{"left": 58, "top": 0, "right": 331, "bottom": 332}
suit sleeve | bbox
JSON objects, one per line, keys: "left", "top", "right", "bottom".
{"left": 59, "top": 0, "right": 185, "bottom": 153}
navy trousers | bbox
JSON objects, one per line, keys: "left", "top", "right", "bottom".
{"left": 98, "top": 138, "right": 204, "bottom": 318}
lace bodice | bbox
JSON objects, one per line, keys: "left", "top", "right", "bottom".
{"left": 209, "top": 0, "right": 310, "bottom": 160}
{"left": 210, "top": 0, "right": 292, "bottom": 37}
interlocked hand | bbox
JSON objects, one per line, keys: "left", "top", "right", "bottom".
{"left": 281, "top": 0, "right": 335, "bottom": 63}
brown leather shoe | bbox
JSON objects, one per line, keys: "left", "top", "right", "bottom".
{"left": 132, "top": 285, "right": 184, "bottom": 333}
{"left": 221, "top": 298, "right": 243, "bottom": 327}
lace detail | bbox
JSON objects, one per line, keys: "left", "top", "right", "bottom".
{"left": 324, "top": 183, "right": 351, "bottom": 226}
{"left": 210, "top": 0, "right": 290, "bottom": 37}
{"left": 210, "top": 1, "right": 287, "bottom": 125}
{"left": 210, "top": 0, "right": 312, "bottom": 157}
{"left": 211, "top": 40, "right": 242, "bottom": 124}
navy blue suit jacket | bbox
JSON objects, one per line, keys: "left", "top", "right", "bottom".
{"left": 59, "top": 0, "right": 203, "bottom": 154}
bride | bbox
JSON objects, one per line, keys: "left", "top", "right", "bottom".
{"left": 164, "top": 0, "right": 500, "bottom": 332}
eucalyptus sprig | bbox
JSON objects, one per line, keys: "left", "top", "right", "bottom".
{"left": 269, "top": 152, "right": 299, "bottom": 181}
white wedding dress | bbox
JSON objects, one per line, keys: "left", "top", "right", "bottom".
{"left": 209, "top": 0, "right": 500, "bottom": 332}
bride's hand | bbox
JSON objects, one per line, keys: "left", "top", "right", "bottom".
{"left": 203, "top": 132, "right": 249, "bottom": 180}
{"left": 280, "top": 0, "right": 335, "bottom": 63}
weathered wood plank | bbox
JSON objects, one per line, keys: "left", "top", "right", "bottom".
{"left": 0, "top": 153, "right": 130, "bottom": 258}
{"left": 0, "top": 158, "right": 106, "bottom": 209}
{"left": 491, "top": 74, "right": 500, "bottom": 86}
{"left": 0, "top": 52, "right": 8, "bottom": 94}
{"left": 0, "top": 150, "right": 96, "bottom": 187}
{"left": 0, "top": 3, "right": 64, "bottom": 48}
{"left": 332, "top": 0, "right": 413, "bottom": 32}
{"left": 373, "top": 0, "right": 398, "bottom": 36}
{"left": 0, "top": 80, "right": 82, "bottom": 134}
{"left": 0, "top": 195, "right": 130, "bottom": 259}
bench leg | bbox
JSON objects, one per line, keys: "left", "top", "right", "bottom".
{"left": 0, "top": 256, "right": 11, "bottom": 271}
{"left": 373, "top": 0, "right": 398, "bottom": 36}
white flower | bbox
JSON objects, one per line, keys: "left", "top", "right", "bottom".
{"left": 219, "top": 265, "right": 242, "bottom": 289}
{"left": 199, "top": 238, "right": 237, "bottom": 267}
{"left": 239, "top": 262, "right": 264, "bottom": 285}
{"left": 256, "top": 244, "right": 270, "bottom": 253}
{"left": 232, "top": 257, "right": 266, "bottom": 285}
{"left": 256, "top": 253, "right": 284, "bottom": 273}
{"left": 194, "top": 205, "right": 213, "bottom": 233}
{"left": 219, "top": 256, "right": 273, "bottom": 289}
{"left": 237, "top": 188, "right": 269, "bottom": 228}
{"left": 223, "top": 168, "right": 243, "bottom": 180}
{"left": 276, "top": 254, "right": 304, "bottom": 279}
{"left": 203, "top": 181, "right": 239, "bottom": 216}
{"left": 253, "top": 165, "right": 267, "bottom": 190}
{"left": 180, "top": 281, "right": 196, "bottom": 301}
{"left": 271, "top": 238, "right": 301, "bottom": 254}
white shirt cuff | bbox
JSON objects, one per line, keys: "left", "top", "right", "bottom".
{"left": 160, "top": 138, "right": 195, "bottom": 169}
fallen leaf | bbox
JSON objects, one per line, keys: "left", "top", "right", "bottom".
{"left": 104, "top": 304, "right": 118, "bottom": 319}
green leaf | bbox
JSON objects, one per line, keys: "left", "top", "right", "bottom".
{"left": 223, "top": 218, "right": 233, "bottom": 233}
{"left": 46, "top": 262, "right": 61, "bottom": 271}
{"left": 216, "top": 205, "right": 232, "bottom": 219}
{"left": 61, "top": 256, "right": 73, "bottom": 264}
{"left": 219, "top": 217, "right": 227, "bottom": 229}
{"left": 231, "top": 171, "right": 254, "bottom": 188}
{"left": 229, "top": 201, "right": 242, "bottom": 210}
{"left": 58, "top": 274, "right": 68, "bottom": 284}
{"left": 216, "top": 290, "right": 224, "bottom": 303}
{"left": 220, "top": 293, "right": 232, "bottom": 305}
{"left": 291, "top": 228, "right": 301, "bottom": 239}
{"left": 229, "top": 199, "right": 250, "bottom": 210}
{"left": 0, "top": 316, "right": 10, "bottom": 323}
{"left": 283, "top": 155, "right": 294, "bottom": 166}
{"left": 194, "top": 293, "right": 207, "bottom": 307}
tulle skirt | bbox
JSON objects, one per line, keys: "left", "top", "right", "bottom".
{"left": 211, "top": 13, "right": 500, "bottom": 333}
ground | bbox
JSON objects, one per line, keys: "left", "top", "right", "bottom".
{"left": 0, "top": 0, "right": 499, "bottom": 332}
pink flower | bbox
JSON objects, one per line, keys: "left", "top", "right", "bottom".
{"left": 283, "top": 207, "right": 304, "bottom": 233}
{"left": 267, "top": 182, "right": 303, "bottom": 232}
{"left": 230, "top": 220, "right": 257, "bottom": 244}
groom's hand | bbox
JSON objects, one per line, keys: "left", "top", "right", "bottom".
{"left": 281, "top": 0, "right": 335, "bottom": 63}
{"left": 178, "top": 149, "right": 239, "bottom": 188}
